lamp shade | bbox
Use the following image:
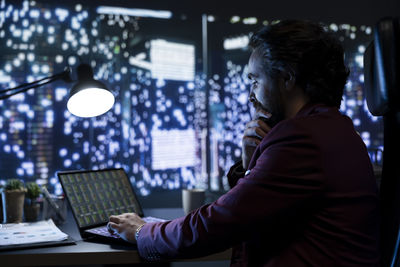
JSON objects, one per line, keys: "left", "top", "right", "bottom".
{"left": 67, "top": 64, "right": 114, "bottom": 117}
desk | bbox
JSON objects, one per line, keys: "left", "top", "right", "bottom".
{"left": 0, "top": 208, "right": 231, "bottom": 267}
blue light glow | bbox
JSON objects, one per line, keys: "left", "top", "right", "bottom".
{"left": 0, "top": 1, "right": 382, "bottom": 196}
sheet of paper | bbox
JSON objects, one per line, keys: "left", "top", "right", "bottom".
{"left": 0, "top": 219, "right": 68, "bottom": 246}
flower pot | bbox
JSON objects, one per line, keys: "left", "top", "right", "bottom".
{"left": 24, "top": 202, "right": 40, "bottom": 222}
{"left": 2, "top": 189, "right": 26, "bottom": 223}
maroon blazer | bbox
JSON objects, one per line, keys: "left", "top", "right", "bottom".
{"left": 138, "top": 103, "right": 380, "bottom": 266}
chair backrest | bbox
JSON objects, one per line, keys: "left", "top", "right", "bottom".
{"left": 364, "top": 17, "right": 400, "bottom": 267}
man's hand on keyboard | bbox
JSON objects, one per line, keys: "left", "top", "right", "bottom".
{"left": 108, "top": 213, "right": 146, "bottom": 243}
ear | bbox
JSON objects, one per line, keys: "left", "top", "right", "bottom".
{"left": 283, "top": 70, "right": 296, "bottom": 91}
{"left": 278, "top": 70, "right": 296, "bottom": 91}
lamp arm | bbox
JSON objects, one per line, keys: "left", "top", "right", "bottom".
{"left": 0, "top": 68, "right": 71, "bottom": 100}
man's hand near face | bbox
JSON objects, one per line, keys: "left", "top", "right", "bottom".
{"left": 242, "top": 115, "right": 271, "bottom": 170}
{"left": 108, "top": 213, "right": 146, "bottom": 243}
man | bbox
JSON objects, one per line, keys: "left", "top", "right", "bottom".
{"left": 108, "top": 20, "right": 380, "bottom": 266}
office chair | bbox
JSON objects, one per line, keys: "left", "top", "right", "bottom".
{"left": 364, "top": 17, "right": 400, "bottom": 267}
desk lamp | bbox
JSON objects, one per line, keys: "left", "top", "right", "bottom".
{"left": 0, "top": 64, "right": 115, "bottom": 118}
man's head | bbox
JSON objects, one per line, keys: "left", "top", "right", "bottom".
{"left": 247, "top": 20, "right": 349, "bottom": 127}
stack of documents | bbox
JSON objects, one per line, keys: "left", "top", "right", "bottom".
{"left": 0, "top": 219, "right": 68, "bottom": 246}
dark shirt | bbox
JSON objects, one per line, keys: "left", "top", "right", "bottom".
{"left": 138, "top": 103, "right": 380, "bottom": 266}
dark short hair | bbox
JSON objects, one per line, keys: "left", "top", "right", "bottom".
{"left": 249, "top": 20, "right": 349, "bottom": 108}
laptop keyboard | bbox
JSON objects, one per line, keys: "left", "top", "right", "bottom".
{"left": 85, "top": 216, "right": 167, "bottom": 239}
{"left": 86, "top": 226, "right": 120, "bottom": 238}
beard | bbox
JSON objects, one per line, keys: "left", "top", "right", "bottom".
{"left": 250, "top": 90, "right": 285, "bottom": 128}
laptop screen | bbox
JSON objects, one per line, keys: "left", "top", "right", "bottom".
{"left": 58, "top": 168, "right": 144, "bottom": 229}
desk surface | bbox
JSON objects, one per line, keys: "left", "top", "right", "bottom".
{"left": 0, "top": 208, "right": 231, "bottom": 267}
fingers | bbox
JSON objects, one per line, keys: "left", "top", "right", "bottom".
{"left": 245, "top": 119, "right": 271, "bottom": 134}
{"left": 109, "top": 215, "right": 121, "bottom": 223}
{"left": 108, "top": 213, "right": 141, "bottom": 230}
{"left": 242, "top": 118, "right": 270, "bottom": 170}
{"left": 107, "top": 222, "right": 120, "bottom": 234}
{"left": 107, "top": 213, "right": 145, "bottom": 243}
{"left": 243, "top": 120, "right": 270, "bottom": 141}
{"left": 243, "top": 127, "right": 267, "bottom": 141}
{"left": 254, "top": 109, "right": 272, "bottom": 121}
{"left": 243, "top": 136, "right": 261, "bottom": 146}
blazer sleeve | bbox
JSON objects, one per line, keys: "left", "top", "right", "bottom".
{"left": 137, "top": 122, "right": 324, "bottom": 261}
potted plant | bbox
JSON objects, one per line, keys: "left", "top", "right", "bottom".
{"left": 24, "top": 182, "right": 41, "bottom": 222}
{"left": 2, "top": 179, "right": 26, "bottom": 223}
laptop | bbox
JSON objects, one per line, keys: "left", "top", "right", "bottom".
{"left": 58, "top": 168, "right": 165, "bottom": 243}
